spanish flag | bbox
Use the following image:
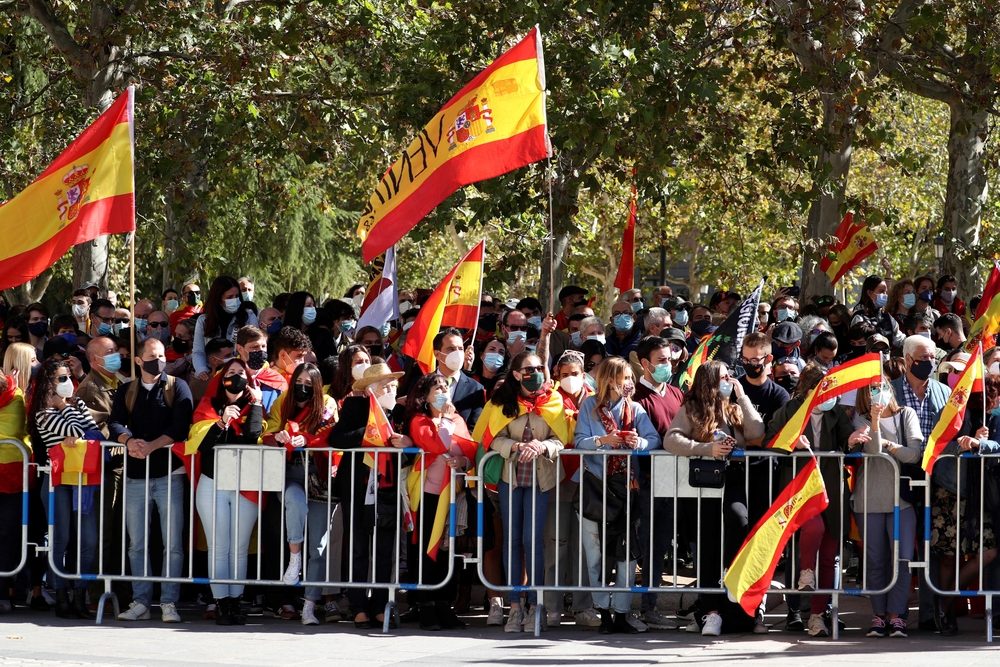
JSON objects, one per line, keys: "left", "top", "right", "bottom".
{"left": 48, "top": 440, "right": 103, "bottom": 486}
{"left": 0, "top": 377, "right": 31, "bottom": 494}
{"left": 725, "top": 456, "right": 829, "bottom": 615}
{"left": 362, "top": 391, "right": 395, "bottom": 475}
{"left": 357, "top": 27, "right": 549, "bottom": 263}
{"left": 401, "top": 240, "right": 485, "bottom": 373}
{"left": 966, "top": 262, "right": 1000, "bottom": 353}
{"left": 613, "top": 186, "right": 637, "bottom": 294}
{"left": 0, "top": 88, "right": 134, "bottom": 291}
{"left": 923, "top": 344, "right": 984, "bottom": 474}
{"left": 768, "top": 353, "right": 883, "bottom": 451}
{"left": 819, "top": 213, "right": 878, "bottom": 285}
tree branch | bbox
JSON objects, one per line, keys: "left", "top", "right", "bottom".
{"left": 22, "top": 0, "right": 93, "bottom": 79}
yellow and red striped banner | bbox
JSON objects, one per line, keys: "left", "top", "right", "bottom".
{"left": 356, "top": 27, "right": 549, "bottom": 263}
{"left": 819, "top": 213, "right": 878, "bottom": 285}
{"left": 725, "top": 456, "right": 828, "bottom": 615}
{"left": 923, "top": 344, "right": 984, "bottom": 474}
{"left": 401, "top": 240, "right": 485, "bottom": 374}
{"left": 768, "top": 353, "right": 883, "bottom": 451}
{"left": 0, "top": 88, "right": 135, "bottom": 290}
{"left": 48, "top": 440, "right": 102, "bottom": 486}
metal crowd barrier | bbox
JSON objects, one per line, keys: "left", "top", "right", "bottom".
{"left": 0, "top": 438, "right": 32, "bottom": 579}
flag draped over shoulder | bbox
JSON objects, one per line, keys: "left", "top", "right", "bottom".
{"left": 966, "top": 262, "right": 1000, "bottom": 353}
{"left": 0, "top": 378, "right": 31, "bottom": 494}
{"left": 923, "top": 344, "right": 984, "bottom": 474}
{"left": 401, "top": 240, "right": 485, "bottom": 374}
{"left": 0, "top": 87, "right": 135, "bottom": 291}
{"left": 613, "top": 188, "right": 637, "bottom": 294}
{"left": 357, "top": 245, "right": 400, "bottom": 331}
{"left": 679, "top": 280, "right": 763, "bottom": 392}
{"left": 725, "top": 457, "right": 829, "bottom": 615}
{"left": 471, "top": 388, "right": 571, "bottom": 478}
{"left": 48, "top": 440, "right": 103, "bottom": 486}
{"left": 356, "top": 27, "right": 550, "bottom": 263}
{"left": 819, "top": 213, "right": 878, "bottom": 286}
{"left": 767, "top": 353, "right": 883, "bottom": 451}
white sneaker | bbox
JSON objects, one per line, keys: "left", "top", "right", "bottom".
{"left": 117, "top": 600, "right": 151, "bottom": 621}
{"left": 574, "top": 608, "right": 602, "bottom": 627}
{"left": 282, "top": 553, "right": 302, "bottom": 586}
{"left": 522, "top": 605, "right": 538, "bottom": 631}
{"left": 160, "top": 602, "right": 181, "bottom": 623}
{"left": 797, "top": 568, "right": 816, "bottom": 592}
{"left": 487, "top": 598, "right": 504, "bottom": 626}
{"left": 505, "top": 606, "right": 524, "bottom": 633}
{"left": 701, "top": 612, "right": 722, "bottom": 636}
{"left": 301, "top": 600, "right": 319, "bottom": 626}
{"left": 685, "top": 619, "right": 701, "bottom": 633}
{"left": 807, "top": 613, "right": 829, "bottom": 637}
{"left": 546, "top": 610, "right": 562, "bottom": 627}
{"left": 641, "top": 609, "right": 675, "bottom": 629}
{"left": 628, "top": 611, "right": 649, "bottom": 633}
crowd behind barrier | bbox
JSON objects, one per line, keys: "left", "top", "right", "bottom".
{"left": 2, "top": 274, "right": 1000, "bottom": 645}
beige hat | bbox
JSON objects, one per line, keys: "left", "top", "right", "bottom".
{"left": 352, "top": 362, "right": 404, "bottom": 392}
{"left": 939, "top": 352, "right": 972, "bottom": 375}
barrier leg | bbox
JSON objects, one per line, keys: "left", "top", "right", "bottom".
{"left": 95, "top": 578, "right": 119, "bottom": 626}
{"left": 831, "top": 593, "right": 839, "bottom": 640}
{"left": 383, "top": 592, "right": 395, "bottom": 634}
{"left": 987, "top": 593, "right": 994, "bottom": 643}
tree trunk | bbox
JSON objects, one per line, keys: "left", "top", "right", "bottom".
{"left": 538, "top": 231, "right": 570, "bottom": 314}
{"left": 941, "top": 101, "right": 989, "bottom": 293}
{"left": 538, "top": 157, "right": 582, "bottom": 313}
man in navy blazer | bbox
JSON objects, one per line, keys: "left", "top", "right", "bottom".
{"left": 431, "top": 327, "right": 485, "bottom": 430}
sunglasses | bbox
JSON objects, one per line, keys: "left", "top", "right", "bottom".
{"left": 506, "top": 324, "right": 528, "bottom": 331}
{"left": 113, "top": 318, "right": 129, "bottom": 324}
{"left": 56, "top": 375, "right": 70, "bottom": 383}
{"left": 147, "top": 321, "right": 169, "bottom": 329}
{"left": 519, "top": 365, "right": 545, "bottom": 374}
{"left": 184, "top": 290, "right": 201, "bottom": 297}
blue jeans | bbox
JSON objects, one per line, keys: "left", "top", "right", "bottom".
{"left": 857, "top": 508, "right": 916, "bottom": 616}
{"left": 195, "top": 475, "right": 258, "bottom": 600}
{"left": 498, "top": 481, "right": 548, "bottom": 605}
{"left": 41, "top": 475, "right": 98, "bottom": 590}
{"left": 579, "top": 513, "right": 635, "bottom": 613}
{"left": 124, "top": 474, "right": 184, "bottom": 606}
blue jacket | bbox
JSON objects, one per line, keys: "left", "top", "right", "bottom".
{"left": 573, "top": 396, "right": 661, "bottom": 481}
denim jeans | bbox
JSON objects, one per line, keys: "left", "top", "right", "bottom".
{"left": 498, "top": 481, "right": 548, "bottom": 605}
{"left": 40, "top": 475, "right": 98, "bottom": 590}
{"left": 857, "top": 508, "right": 916, "bottom": 616}
{"left": 543, "top": 488, "right": 593, "bottom": 613}
{"left": 579, "top": 513, "right": 634, "bottom": 613}
{"left": 195, "top": 475, "right": 258, "bottom": 600}
{"left": 124, "top": 474, "right": 184, "bottom": 606}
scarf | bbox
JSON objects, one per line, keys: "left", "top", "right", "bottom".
{"left": 599, "top": 398, "right": 634, "bottom": 477}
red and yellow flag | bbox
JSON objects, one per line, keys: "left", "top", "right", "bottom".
{"left": 48, "top": 440, "right": 103, "bottom": 486}
{"left": 923, "top": 344, "right": 985, "bottom": 474}
{"left": 966, "top": 262, "right": 1000, "bottom": 353}
{"left": 0, "top": 88, "right": 135, "bottom": 291}
{"left": 356, "top": 27, "right": 550, "bottom": 263}
{"left": 362, "top": 391, "right": 395, "bottom": 474}
{"left": 768, "top": 353, "right": 883, "bottom": 451}
{"left": 725, "top": 457, "right": 828, "bottom": 615}
{"left": 0, "top": 378, "right": 31, "bottom": 494}
{"left": 402, "top": 240, "right": 485, "bottom": 374}
{"left": 613, "top": 185, "right": 637, "bottom": 294}
{"left": 819, "top": 213, "right": 878, "bottom": 285}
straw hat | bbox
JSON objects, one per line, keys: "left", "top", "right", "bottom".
{"left": 352, "top": 362, "right": 404, "bottom": 392}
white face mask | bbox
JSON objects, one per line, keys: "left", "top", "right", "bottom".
{"left": 587, "top": 334, "right": 606, "bottom": 345}
{"left": 442, "top": 350, "right": 465, "bottom": 372}
{"left": 507, "top": 330, "right": 526, "bottom": 343}
{"left": 377, "top": 391, "right": 397, "bottom": 411}
{"left": 990, "top": 361, "right": 1000, "bottom": 376}
{"left": 402, "top": 321, "right": 415, "bottom": 332}
{"left": 559, "top": 374, "right": 583, "bottom": 396}
{"left": 351, "top": 362, "right": 371, "bottom": 380}
{"left": 55, "top": 377, "right": 74, "bottom": 398}
{"left": 940, "top": 289, "right": 957, "bottom": 304}
{"left": 72, "top": 304, "right": 88, "bottom": 318}
{"left": 399, "top": 301, "right": 412, "bottom": 314}
{"left": 353, "top": 293, "right": 365, "bottom": 307}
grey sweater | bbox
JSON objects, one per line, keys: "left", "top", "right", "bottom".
{"left": 850, "top": 406, "right": 924, "bottom": 513}
{"left": 664, "top": 395, "right": 765, "bottom": 458}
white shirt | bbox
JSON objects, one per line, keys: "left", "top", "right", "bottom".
{"left": 639, "top": 376, "right": 666, "bottom": 397}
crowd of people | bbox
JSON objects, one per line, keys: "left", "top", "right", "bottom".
{"left": 0, "top": 270, "right": 998, "bottom": 640}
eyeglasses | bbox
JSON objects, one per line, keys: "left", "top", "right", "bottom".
{"left": 113, "top": 318, "right": 129, "bottom": 324}
{"left": 147, "top": 321, "right": 169, "bottom": 329}
{"left": 184, "top": 290, "right": 201, "bottom": 297}
{"left": 519, "top": 365, "right": 545, "bottom": 374}
{"left": 91, "top": 313, "right": 111, "bottom": 323}
{"left": 505, "top": 324, "right": 528, "bottom": 331}
{"left": 740, "top": 355, "right": 767, "bottom": 365}
{"left": 612, "top": 311, "right": 631, "bottom": 317}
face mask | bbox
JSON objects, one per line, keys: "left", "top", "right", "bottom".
{"left": 399, "top": 301, "right": 412, "bottom": 314}
{"left": 259, "top": 317, "right": 279, "bottom": 335}
{"left": 775, "top": 374, "right": 799, "bottom": 392}
{"left": 691, "top": 320, "right": 714, "bottom": 337}
{"left": 353, "top": 293, "right": 365, "bottom": 307}
{"left": 991, "top": 361, "right": 1000, "bottom": 376}
{"left": 112, "top": 323, "right": 129, "bottom": 336}
{"left": 940, "top": 289, "right": 957, "bottom": 305}
{"left": 28, "top": 321, "right": 47, "bottom": 338}
{"left": 241, "top": 290, "right": 254, "bottom": 303}
{"left": 873, "top": 293, "right": 888, "bottom": 309}
{"left": 366, "top": 345, "right": 383, "bottom": 360}
{"left": 59, "top": 332, "right": 77, "bottom": 346}
{"left": 507, "top": 330, "right": 526, "bottom": 343}
{"left": 432, "top": 393, "right": 449, "bottom": 411}
{"left": 102, "top": 353, "right": 122, "bottom": 373}
{"left": 351, "top": 362, "right": 371, "bottom": 380}
{"left": 909, "top": 358, "right": 934, "bottom": 381}
{"left": 776, "top": 308, "right": 795, "bottom": 322}
{"left": 817, "top": 397, "right": 837, "bottom": 412}
{"left": 55, "top": 376, "right": 74, "bottom": 398}
{"left": 587, "top": 334, "right": 606, "bottom": 345}
{"left": 379, "top": 322, "right": 391, "bottom": 338}
{"left": 916, "top": 331, "right": 932, "bottom": 339}
{"left": 719, "top": 380, "right": 734, "bottom": 399}
{"left": 165, "top": 299, "right": 179, "bottom": 313}
{"left": 442, "top": 350, "right": 464, "bottom": 372}
{"left": 571, "top": 331, "right": 582, "bottom": 347}
{"left": 141, "top": 358, "right": 166, "bottom": 377}
{"left": 527, "top": 315, "right": 542, "bottom": 329}
{"left": 246, "top": 350, "right": 267, "bottom": 371}
{"left": 673, "top": 310, "right": 689, "bottom": 326}
{"left": 373, "top": 390, "right": 395, "bottom": 411}
{"left": 222, "top": 374, "right": 248, "bottom": 394}
{"left": 743, "top": 363, "right": 764, "bottom": 380}
{"left": 902, "top": 293, "right": 917, "bottom": 309}
{"left": 294, "top": 384, "right": 314, "bottom": 402}
{"left": 72, "top": 304, "right": 88, "bottom": 318}
{"left": 172, "top": 338, "right": 191, "bottom": 354}
{"left": 186, "top": 292, "right": 199, "bottom": 307}
{"left": 223, "top": 298, "right": 240, "bottom": 314}
{"left": 870, "top": 386, "right": 881, "bottom": 402}
{"left": 559, "top": 374, "right": 583, "bottom": 395}
{"left": 851, "top": 344, "right": 866, "bottom": 357}
{"left": 402, "top": 321, "right": 414, "bottom": 332}
{"left": 991, "top": 406, "right": 1000, "bottom": 418}
{"left": 521, "top": 372, "right": 545, "bottom": 393}
{"left": 669, "top": 345, "right": 684, "bottom": 360}
{"left": 947, "top": 373, "right": 961, "bottom": 389}
{"left": 651, "top": 363, "right": 672, "bottom": 384}
{"left": 620, "top": 381, "right": 635, "bottom": 398}
{"left": 631, "top": 300, "right": 643, "bottom": 313}
{"left": 339, "top": 320, "right": 355, "bottom": 333}
{"left": 483, "top": 352, "right": 504, "bottom": 372}
{"left": 135, "top": 318, "right": 147, "bottom": 334}
{"left": 584, "top": 373, "right": 597, "bottom": 391}
{"left": 300, "top": 306, "right": 317, "bottom": 325}
{"left": 613, "top": 314, "right": 634, "bottom": 331}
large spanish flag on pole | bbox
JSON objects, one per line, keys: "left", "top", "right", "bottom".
{"left": 768, "top": 353, "right": 883, "bottom": 451}
{"left": 356, "top": 27, "right": 550, "bottom": 263}
{"left": 0, "top": 87, "right": 135, "bottom": 290}
{"left": 725, "top": 457, "right": 829, "bottom": 615}
{"left": 923, "top": 344, "right": 984, "bottom": 474}
{"left": 402, "top": 240, "right": 485, "bottom": 374}
{"left": 966, "top": 262, "right": 1000, "bottom": 353}
{"left": 612, "top": 186, "right": 637, "bottom": 294}
{"left": 819, "top": 213, "right": 878, "bottom": 286}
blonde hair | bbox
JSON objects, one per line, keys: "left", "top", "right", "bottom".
{"left": 3, "top": 342, "right": 35, "bottom": 392}
{"left": 592, "top": 356, "right": 633, "bottom": 416}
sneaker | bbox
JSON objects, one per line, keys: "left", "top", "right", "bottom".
{"left": 807, "top": 613, "right": 829, "bottom": 637}
{"left": 247, "top": 594, "right": 265, "bottom": 616}
{"left": 505, "top": 607, "right": 524, "bottom": 633}
{"left": 785, "top": 609, "right": 805, "bottom": 632}
{"left": 574, "top": 608, "right": 602, "bottom": 627}
{"left": 754, "top": 609, "right": 768, "bottom": 634}
{"left": 487, "top": 598, "right": 504, "bottom": 626}
{"left": 203, "top": 603, "right": 217, "bottom": 620}
{"left": 889, "top": 617, "right": 908, "bottom": 638}
{"left": 641, "top": 609, "right": 675, "bottom": 630}
{"left": 546, "top": 610, "right": 561, "bottom": 627}
{"left": 797, "top": 568, "right": 816, "bottom": 592}
{"left": 522, "top": 605, "right": 543, "bottom": 632}
{"left": 29, "top": 595, "right": 51, "bottom": 612}
{"left": 0, "top": 599, "right": 12, "bottom": 614}
{"left": 160, "top": 602, "right": 181, "bottom": 623}
{"left": 117, "top": 601, "right": 151, "bottom": 621}
{"left": 301, "top": 600, "right": 319, "bottom": 626}
{"left": 675, "top": 604, "right": 696, "bottom": 621}
{"left": 701, "top": 612, "right": 722, "bottom": 636}
{"left": 282, "top": 553, "right": 302, "bottom": 586}
{"left": 823, "top": 608, "right": 846, "bottom": 632}
{"left": 196, "top": 592, "right": 209, "bottom": 606}
{"left": 323, "top": 600, "right": 344, "bottom": 623}
{"left": 627, "top": 611, "right": 649, "bottom": 633}
{"left": 684, "top": 619, "right": 701, "bottom": 633}
{"left": 867, "top": 615, "right": 886, "bottom": 638}
{"left": 275, "top": 604, "right": 297, "bottom": 620}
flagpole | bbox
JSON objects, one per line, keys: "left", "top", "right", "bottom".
{"left": 129, "top": 231, "right": 136, "bottom": 367}
{"left": 547, "top": 155, "right": 554, "bottom": 313}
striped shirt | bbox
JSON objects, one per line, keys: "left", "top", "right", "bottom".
{"left": 34, "top": 397, "right": 101, "bottom": 452}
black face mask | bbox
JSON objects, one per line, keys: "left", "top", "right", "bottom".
{"left": 743, "top": 363, "right": 765, "bottom": 380}
{"left": 222, "top": 374, "right": 248, "bottom": 394}
{"left": 478, "top": 313, "right": 497, "bottom": 332}
{"left": 294, "top": 384, "right": 314, "bottom": 402}
{"left": 247, "top": 350, "right": 267, "bottom": 371}
{"left": 910, "top": 359, "right": 934, "bottom": 381}
{"left": 775, "top": 374, "right": 799, "bottom": 393}
{"left": 141, "top": 358, "right": 166, "bottom": 377}
{"left": 172, "top": 338, "right": 191, "bottom": 354}
{"left": 850, "top": 344, "right": 866, "bottom": 358}
{"left": 367, "top": 345, "right": 383, "bottom": 360}
{"left": 186, "top": 292, "right": 199, "bottom": 306}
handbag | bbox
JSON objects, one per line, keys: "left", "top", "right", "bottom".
{"left": 575, "top": 468, "right": 626, "bottom": 524}
{"left": 688, "top": 458, "right": 727, "bottom": 488}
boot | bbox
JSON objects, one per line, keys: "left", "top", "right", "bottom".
{"left": 230, "top": 596, "right": 247, "bottom": 625}
{"left": 436, "top": 601, "right": 466, "bottom": 629}
{"left": 72, "top": 590, "right": 92, "bottom": 620}
{"left": 419, "top": 601, "right": 442, "bottom": 631}
{"left": 598, "top": 608, "right": 615, "bottom": 635}
{"left": 613, "top": 612, "right": 638, "bottom": 634}
{"left": 55, "top": 589, "right": 75, "bottom": 620}
{"left": 215, "top": 598, "right": 234, "bottom": 626}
